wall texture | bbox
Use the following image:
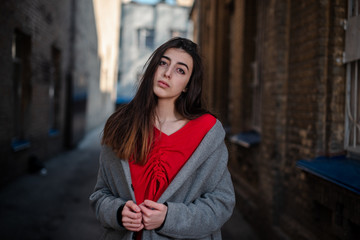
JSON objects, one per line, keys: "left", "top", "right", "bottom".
{"left": 0, "top": 0, "right": 72, "bottom": 186}
{"left": 0, "top": 0, "right": 120, "bottom": 187}
{"left": 191, "top": 0, "right": 360, "bottom": 239}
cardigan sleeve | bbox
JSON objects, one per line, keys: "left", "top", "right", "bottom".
{"left": 156, "top": 141, "right": 235, "bottom": 239}
{"left": 89, "top": 148, "right": 128, "bottom": 231}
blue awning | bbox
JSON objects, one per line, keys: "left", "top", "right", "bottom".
{"left": 297, "top": 155, "right": 360, "bottom": 195}
{"left": 11, "top": 139, "right": 31, "bottom": 152}
{"left": 230, "top": 130, "right": 261, "bottom": 148}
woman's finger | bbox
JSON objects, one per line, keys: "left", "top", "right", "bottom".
{"left": 123, "top": 220, "right": 144, "bottom": 231}
{"left": 143, "top": 199, "right": 164, "bottom": 210}
{"left": 122, "top": 216, "right": 142, "bottom": 224}
{"left": 122, "top": 207, "right": 142, "bottom": 219}
{"left": 125, "top": 200, "right": 141, "bottom": 213}
{"left": 123, "top": 216, "right": 144, "bottom": 232}
{"left": 138, "top": 201, "right": 168, "bottom": 230}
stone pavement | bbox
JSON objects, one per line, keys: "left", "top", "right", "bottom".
{"left": 0, "top": 125, "right": 259, "bottom": 240}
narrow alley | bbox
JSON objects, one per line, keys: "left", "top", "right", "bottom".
{"left": 1, "top": 1, "right": 360, "bottom": 239}
{"left": 0, "top": 127, "right": 103, "bottom": 239}
{"left": 0, "top": 125, "right": 259, "bottom": 240}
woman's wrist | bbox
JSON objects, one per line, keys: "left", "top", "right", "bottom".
{"left": 117, "top": 204, "right": 125, "bottom": 227}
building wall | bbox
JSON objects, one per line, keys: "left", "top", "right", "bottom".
{"left": 0, "top": 0, "right": 120, "bottom": 187}
{"left": 0, "top": 0, "right": 72, "bottom": 186}
{"left": 88, "top": 0, "right": 121, "bottom": 131}
{"left": 192, "top": 0, "right": 360, "bottom": 239}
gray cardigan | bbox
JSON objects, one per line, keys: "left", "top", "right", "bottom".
{"left": 89, "top": 120, "right": 235, "bottom": 239}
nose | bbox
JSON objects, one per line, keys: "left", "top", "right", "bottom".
{"left": 164, "top": 66, "right": 171, "bottom": 78}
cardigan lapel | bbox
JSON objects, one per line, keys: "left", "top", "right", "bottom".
{"left": 120, "top": 159, "right": 137, "bottom": 202}
{"left": 157, "top": 120, "right": 225, "bottom": 203}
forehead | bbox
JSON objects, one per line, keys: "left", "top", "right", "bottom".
{"left": 162, "top": 48, "right": 193, "bottom": 68}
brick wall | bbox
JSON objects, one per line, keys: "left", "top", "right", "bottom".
{"left": 0, "top": 0, "right": 72, "bottom": 185}
{"left": 228, "top": 0, "right": 245, "bottom": 133}
{"left": 88, "top": 0, "right": 121, "bottom": 132}
{"left": 192, "top": 0, "right": 360, "bottom": 239}
{"left": 0, "top": 0, "right": 119, "bottom": 187}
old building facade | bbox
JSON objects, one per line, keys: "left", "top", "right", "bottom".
{"left": 0, "top": 0, "right": 120, "bottom": 187}
{"left": 192, "top": 0, "right": 360, "bottom": 239}
{"left": 117, "top": 0, "right": 193, "bottom": 102}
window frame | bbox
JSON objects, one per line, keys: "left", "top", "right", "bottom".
{"left": 137, "top": 28, "right": 155, "bottom": 50}
{"left": 344, "top": 0, "right": 360, "bottom": 154}
{"left": 49, "top": 46, "right": 62, "bottom": 136}
{"left": 11, "top": 29, "right": 32, "bottom": 151}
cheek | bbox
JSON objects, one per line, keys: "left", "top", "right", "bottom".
{"left": 176, "top": 79, "right": 188, "bottom": 91}
{"left": 153, "top": 69, "right": 160, "bottom": 82}
{"left": 183, "top": 76, "right": 191, "bottom": 88}
{"left": 154, "top": 68, "right": 160, "bottom": 77}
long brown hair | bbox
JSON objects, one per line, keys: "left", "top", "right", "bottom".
{"left": 102, "top": 37, "right": 209, "bottom": 165}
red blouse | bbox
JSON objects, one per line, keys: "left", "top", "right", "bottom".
{"left": 129, "top": 114, "right": 216, "bottom": 204}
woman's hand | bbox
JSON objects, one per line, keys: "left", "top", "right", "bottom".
{"left": 122, "top": 200, "right": 144, "bottom": 232}
{"left": 139, "top": 200, "right": 168, "bottom": 230}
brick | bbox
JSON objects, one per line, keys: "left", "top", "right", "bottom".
{"left": 192, "top": 0, "right": 357, "bottom": 239}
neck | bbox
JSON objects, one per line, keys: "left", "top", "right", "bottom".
{"left": 155, "top": 99, "right": 181, "bottom": 122}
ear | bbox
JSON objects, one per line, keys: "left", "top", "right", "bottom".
{"left": 183, "top": 87, "right": 188, "bottom": 93}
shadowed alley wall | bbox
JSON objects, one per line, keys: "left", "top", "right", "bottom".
{"left": 191, "top": 0, "right": 360, "bottom": 239}
{"left": 0, "top": 0, "right": 120, "bottom": 187}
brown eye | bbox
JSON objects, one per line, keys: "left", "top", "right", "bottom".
{"left": 177, "top": 68, "right": 185, "bottom": 74}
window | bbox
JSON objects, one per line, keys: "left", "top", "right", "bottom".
{"left": 49, "top": 46, "right": 61, "bottom": 136}
{"left": 344, "top": 0, "right": 360, "bottom": 154}
{"left": 137, "top": 28, "right": 154, "bottom": 49}
{"left": 297, "top": 0, "right": 360, "bottom": 196}
{"left": 11, "top": 29, "right": 32, "bottom": 151}
{"left": 251, "top": 61, "right": 261, "bottom": 132}
{"left": 229, "top": 0, "right": 260, "bottom": 148}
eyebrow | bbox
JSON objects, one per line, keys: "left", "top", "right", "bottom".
{"left": 162, "top": 55, "right": 189, "bottom": 71}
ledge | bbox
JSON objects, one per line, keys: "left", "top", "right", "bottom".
{"left": 296, "top": 155, "right": 360, "bottom": 195}
{"left": 229, "top": 130, "right": 261, "bottom": 148}
{"left": 11, "top": 139, "right": 31, "bottom": 152}
{"left": 48, "top": 129, "right": 60, "bottom": 137}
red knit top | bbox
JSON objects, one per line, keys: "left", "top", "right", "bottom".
{"left": 129, "top": 114, "right": 216, "bottom": 204}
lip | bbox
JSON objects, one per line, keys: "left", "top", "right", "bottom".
{"left": 158, "top": 80, "right": 170, "bottom": 88}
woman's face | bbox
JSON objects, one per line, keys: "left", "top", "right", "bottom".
{"left": 153, "top": 48, "right": 193, "bottom": 102}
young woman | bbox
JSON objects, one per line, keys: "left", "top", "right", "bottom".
{"left": 90, "top": 37, "right": 235, "bottom": 240}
